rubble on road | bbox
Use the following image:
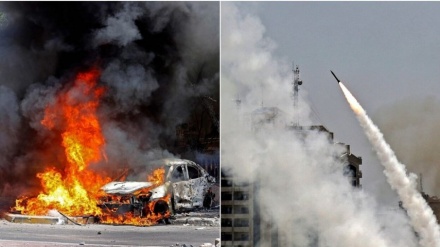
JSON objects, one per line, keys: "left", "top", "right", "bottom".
{"left": 170, "top": 208, "right": 219, "bottom": 227}
{"left": 170, "top": 238, "right": 220, "bottom": 247}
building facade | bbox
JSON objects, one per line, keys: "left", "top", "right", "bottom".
{"left": 221, "top": 172, "right": 255, "bottom": 246}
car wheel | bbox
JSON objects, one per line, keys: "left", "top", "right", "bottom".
{"left": 153, "top": 199, "right": 169, "bottom": 215}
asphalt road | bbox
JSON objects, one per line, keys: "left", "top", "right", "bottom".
{"left": 0, "top": 220, "right": 219, "bottom": 247}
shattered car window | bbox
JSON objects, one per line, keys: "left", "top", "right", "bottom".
{"left": 171, "top": 166, "right": 185, "bottom": 182}
{"left": 187, "top": 165, "right": 200, "bottom": 179}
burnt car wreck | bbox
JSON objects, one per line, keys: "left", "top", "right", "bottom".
{"left": 98, "top": 159, "right": 216, "bottom": 223}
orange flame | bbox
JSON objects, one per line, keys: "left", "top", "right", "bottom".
{"left": 14, "top": 68, "right": 111, "bottom": 216}
{"left": 99, "top": 167, "right": 171, "bottom": 226}
{"left": 147, "top": 167, "right": 166, "bottom": 186}
{"left": 13, "top": 68, "right": 171, "bottom": 225}
{"left": 100, "top": 195, "right": 171, "bottom": 226}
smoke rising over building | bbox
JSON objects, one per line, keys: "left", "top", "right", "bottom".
{"left": 221, "top": 81, "right": 363, "bottom": 247}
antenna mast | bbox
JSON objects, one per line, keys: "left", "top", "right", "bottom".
{"left": 292, "top": 62, "right": 303, "bottom": 126}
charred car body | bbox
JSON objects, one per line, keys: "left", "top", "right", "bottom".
{"left": 98, "top": 158, "right": 216, "bottom": 221}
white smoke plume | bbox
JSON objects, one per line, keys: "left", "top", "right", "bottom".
{"left": 339, "top": 82, "right": 440, "bottom": 247}
{"left": 222, "top": 2, "right": 417, "bottom": 247}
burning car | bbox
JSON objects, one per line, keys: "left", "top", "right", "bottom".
{"left": 98, "top": 158, "right": 216, "bottom": 222}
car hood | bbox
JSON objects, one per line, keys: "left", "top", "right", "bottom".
{"left": 101, "top": 181, "right": 154, "bottom": 195}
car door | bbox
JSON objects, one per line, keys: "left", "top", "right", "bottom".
{"left": 170, "top": 164, "right": 193, "bottom": 211}
{"left": 185, "top": 163, "right": 211, "bottom": 208}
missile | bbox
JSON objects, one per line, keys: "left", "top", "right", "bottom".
{"left": 330, "top": 70, "right": 341, "bottom": 83}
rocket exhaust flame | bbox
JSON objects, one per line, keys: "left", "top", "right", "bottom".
{"left": 338, "top": 82, "right": 440, "bottom": 247}
{"left": 339, "top": 83, "right": 365, "bottom": 115}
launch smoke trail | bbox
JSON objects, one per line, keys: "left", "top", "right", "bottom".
{"left": 339, "top": 82, "right": 440, "bottom": 247}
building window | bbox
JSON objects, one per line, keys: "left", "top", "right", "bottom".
{"left": 221, "top": 232, "right": 233, "bottom": 241}
{"left": 234, "top": 205, "right": 249, "bottom": 214}
{"left": 222, "top": 192, "right": 233, "bottom": 201}
{"left": 222, "top": 218, "right": 233, "bottom": 227}
{"left": 222, "top": 179, "right": 233, "bottom": 187}
{"left": 222, "top": 205, "right": 233, "bottom": 214}
{"left": 234, "top": 191, "right": 249, "bottom": 200}
{"left": 234, "top": 218, "right": 249, "bottom": 227}
{"left": 234, "top": 232, "right": 249, "bottom": 241}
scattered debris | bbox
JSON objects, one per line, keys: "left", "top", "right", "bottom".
{"left": 199, "top": 243, "right": 213, "bottom": 247}
{"left": 4, "top": 213, "right": 62, "bottom": 225}
{"left": 169, "top": 238, "right": 218, "bottom": 247}
{"left": 57, "top": 210, "right": 83, "bottom": 226}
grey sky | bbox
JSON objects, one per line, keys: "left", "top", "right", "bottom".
{"left": 230, "top": 2, "right": 440, "bottom": 205}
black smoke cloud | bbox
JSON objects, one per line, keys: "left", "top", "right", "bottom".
{"left": 0, "top": 2, "right": 219, "bottom": 207}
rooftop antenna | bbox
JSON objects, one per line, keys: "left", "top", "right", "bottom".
{"left": 292, "top": 62, "right": 303, "bottom": 126}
